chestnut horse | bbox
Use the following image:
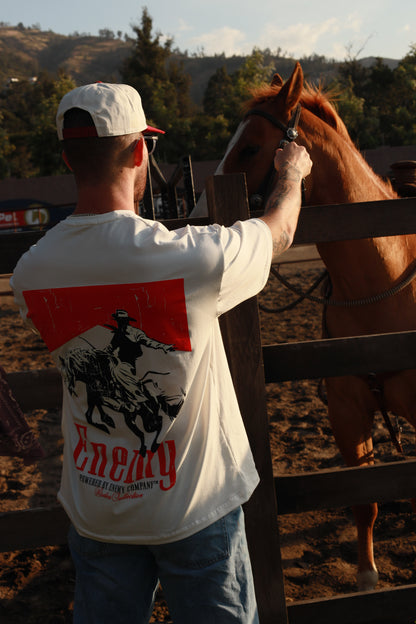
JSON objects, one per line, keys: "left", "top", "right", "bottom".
{"left": 193, "top": 62, "right": 416, "bottom": 591}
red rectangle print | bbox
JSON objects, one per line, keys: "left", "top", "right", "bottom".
{"left": 23, "top": 280, "right": 191, "bottom": 353}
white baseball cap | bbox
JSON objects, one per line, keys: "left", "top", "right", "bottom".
{"left": 56, "top": 82, "right": 165, "bottom": 140}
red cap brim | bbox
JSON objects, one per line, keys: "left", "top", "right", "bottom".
{"left": 61, "top": 125, "right": 165, "bottom": 139}
{"left": 145, "top": 125, "right": 165, "bottom": 135}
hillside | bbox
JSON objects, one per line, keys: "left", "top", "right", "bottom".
{"left": 0, "top": 26, "right": 400, "bottom": 105}
{"left": 0, "top": 26, "right": 341, "bottom": 104}
{"left": 0, "top": 27, "right": 130, "bottom": 86}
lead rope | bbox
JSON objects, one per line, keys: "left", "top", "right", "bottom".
{"left": 259, "top": 267, "right": 328, "bottom": 313}
{"left": 267, "top": 261, "right": 416, "bottom": 308}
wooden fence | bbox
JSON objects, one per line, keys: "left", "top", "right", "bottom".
{"left": 2, "top": 173, "right": 416, "bottom": 623}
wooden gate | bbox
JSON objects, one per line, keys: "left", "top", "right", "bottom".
{"left": 2, "top": 173, "right": 416, "bottom": 623}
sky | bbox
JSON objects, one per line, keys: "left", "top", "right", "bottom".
{"left": 2, "top": 0, "right": 416, "bottom": 62}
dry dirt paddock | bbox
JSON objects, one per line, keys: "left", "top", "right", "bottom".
{"left": 1, "top": 262, "right": 416, "bottom": 623}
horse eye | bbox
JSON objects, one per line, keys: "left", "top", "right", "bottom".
{"left": 239, "top": 144, "right": 260, "bottom": 160}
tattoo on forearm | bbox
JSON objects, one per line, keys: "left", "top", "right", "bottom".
{"left": 280, "top": 162, "right": 302, "bottom": 180}
{"left": 273, "top": 231, "right": 291, "bottom": 256}
{"left": 275, "top": 163, "right": 302, "bottom": 198}
{"left": 263, "top": 162, "right": 303, "bottom": 258}
{"left": 265, "top": 163, "right": 302, "bottom": 213}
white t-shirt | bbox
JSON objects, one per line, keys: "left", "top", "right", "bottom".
{"left": 11, "top": 210, "right": 272, "bottom": 544}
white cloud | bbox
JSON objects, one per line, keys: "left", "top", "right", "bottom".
{"left": 177, "top": 18, "right": 192, "bottom": 33}
{"left": 177, "top": 8, "right": 414, "bottom": 60}
{"left": 185, "top": 17, "right": 356, "bottom": 59}
{"left": 253, "top": 14, "right": 367, "bottom": 59}
{"left": 344, "top": 12, "right": 363, "bottom": 33}
{"left": 189, "top": 26, "right": 248, "bottom": 56}
{"left": 257, "top": 18, "right": 341, "bottom": 56}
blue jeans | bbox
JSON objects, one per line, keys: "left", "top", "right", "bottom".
{"left": 68, "top": 506, "right": 259, "bottom": 624}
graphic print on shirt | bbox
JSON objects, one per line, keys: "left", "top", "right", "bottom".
{"left": 23, "top": 280, "right": 190, "bottom": 459}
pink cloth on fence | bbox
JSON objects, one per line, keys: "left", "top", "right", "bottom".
{"left": 0, "top": 365, "right": 44, "bottom": 465}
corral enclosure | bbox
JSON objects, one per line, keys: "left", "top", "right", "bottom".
{"left": 2, "top": 174, "right": 416, "bottom": 623}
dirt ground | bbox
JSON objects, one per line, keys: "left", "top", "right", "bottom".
{"left": 1, "top": 263, "right": 416, "bottom": 623}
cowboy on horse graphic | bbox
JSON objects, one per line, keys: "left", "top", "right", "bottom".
{"left": 106, "top": 309, "right": 175, "bottom": 372}
{"left": 59, "top": 309, "right": 183, "bottom": 454}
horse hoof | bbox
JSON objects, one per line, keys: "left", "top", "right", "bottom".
{"left": 357, "top": 569, "right": 378, "bottom": 591}
{"left": 103, "top": 416, "right": 115, "bottom": 428}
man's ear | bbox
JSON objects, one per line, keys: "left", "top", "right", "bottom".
{"left": 133, "top": 137, "right": 145, "bottom": 167}
{"left": 62, "top": 151, "right": 73, "bottom": 171}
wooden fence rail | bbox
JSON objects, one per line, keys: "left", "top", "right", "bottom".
{"left": 3, "top": 454, "right": 416, "bottom": 550}
{"left": 7, "top": 328, "right": 416, "bottom": 406}
{"left": 2, "top": 194, "right": 416, "bottom": 272}
{"left": 2, "top": 176, "right": 416, "bottom": 624}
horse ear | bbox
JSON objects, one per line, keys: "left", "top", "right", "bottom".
{"left": 271, "top": 73, "right": 283, "bottom": 88}
{"left": 276, "top": 62, "right": 303, "bottom": 112}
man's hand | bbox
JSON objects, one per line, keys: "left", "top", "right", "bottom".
{"left": 274, "top": 141, "right": 312, "bottom": 180}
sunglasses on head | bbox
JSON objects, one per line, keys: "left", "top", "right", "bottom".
{"left": 144, "top": 135, "right": 158, "bottom": 155}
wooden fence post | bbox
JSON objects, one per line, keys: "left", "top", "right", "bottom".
{"left": 205, "top": 173, "right": 288, "bottom": 624}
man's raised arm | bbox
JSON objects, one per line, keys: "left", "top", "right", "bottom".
{"left": 259, "top": 142, "right": 312, "bottom": 261}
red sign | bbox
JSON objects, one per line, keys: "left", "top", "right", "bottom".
{"left": 0, "top": 211, "right": 24, "bottom": 229}
{"left": 0, "top": 208, "right": 50, "bottom": 230}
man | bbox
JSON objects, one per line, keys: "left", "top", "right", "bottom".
{"left": 11, "top": 82, "right": 312, "bottom": 623}
{"left": 107, "top": 308, "right": 175, "bottom": 370}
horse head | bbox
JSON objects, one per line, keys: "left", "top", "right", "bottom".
{"left": 190, "top": 63, "right": 303, "bottom": 217}
{"left": 220, "top": 62, "right": 304, "bottom": 209}
{"left": 191, "top": 61, "right": 393, "bottom": 218}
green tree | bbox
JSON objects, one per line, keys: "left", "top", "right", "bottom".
{"left": 29, "top": 71, "right": 77, "bottom": 175}
{"left": 187, "top": 113, "right": 231, "bottom": 160}
{"left": 332, "top": 58, "right": 390, "bottom": 147}
{"left": 232, "top": 48, "right": 275, "bottom": 97}
{"left": 0, "top": 79, "right": 38, "bottom": 177}
{"left": 330, "top": 75, "right": 382, "bottom": 148}
{"left": 204, "top": 50, "right": 274, "bottom": 128}
{"left": 198, "top": 49, "right": 276, "bottom": 159}
{"left": 203, "top": 66, "right": 234, "bottom": 117}
{"left": 0, "top": 71, "right": 76, "bottom": 178}
{"left": 388, "top": 45, "right": 416, "bottom": 145}
{"left": 332, "top": 48, "right": 416, "bottom": 148}
{"left": 120, "top": 7, "right": 194, "bottom": 160}
{"left": 0, "top": 111, "right": 15, "bottom": 178}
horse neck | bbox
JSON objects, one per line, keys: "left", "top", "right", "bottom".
{"left": 300, "top": 113, "right": 416, "bottom": 298}
{"left": 302, "top": 113, "right": 396, "bottom": 205}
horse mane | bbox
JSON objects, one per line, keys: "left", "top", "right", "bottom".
{"left": 245, "top": 82, "right": 351, "bottom": 141}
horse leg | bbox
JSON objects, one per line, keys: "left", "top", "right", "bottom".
{"left": 150, "top": 420, "right": 163, "bottom": 454}
{"left": 326, "top": 377, "right": 379, "bottom": 591}
{"left": 85, "top": 391, "right": 110, "bottom": 434}
{"left": 123, "top": 412, "right": 147, "bottom": 457}
{"left": 96, "top": 402, "right": 115, "bottom": 429}
{"left": 352, "top": 506, "right": 378, "bottom": 591}
{"left": 137, "top": 392, "right": 163, "bottom": 453}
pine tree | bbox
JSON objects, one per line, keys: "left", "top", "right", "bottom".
{"left": 120, "top": 8, "right": 194, "bottom": 160}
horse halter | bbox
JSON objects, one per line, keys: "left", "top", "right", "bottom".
{"left": 245, "top": 104, "right": 301, "bottom": 147}
{"left": 243, "top": 103, "right": 303, "bottom": 210}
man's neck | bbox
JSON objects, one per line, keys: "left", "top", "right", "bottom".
{"left": 73, "top": 180, "right": 137, "bottom": 216}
